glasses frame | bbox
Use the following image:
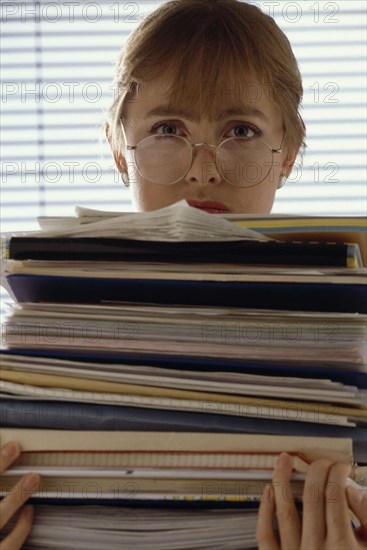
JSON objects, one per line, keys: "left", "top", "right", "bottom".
{"left": 120, "top": 121, "right": 286, "bottom": 187}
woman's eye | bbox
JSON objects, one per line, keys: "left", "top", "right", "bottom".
{"left": 153, "top": 122, "right": 184, "bottom": 136}
{"left": 228, "top": 125, "right": 258, "bottom": 139}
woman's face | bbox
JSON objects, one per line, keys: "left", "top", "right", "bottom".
{"left": 115, "top": 73, "right": 296, "bottom": 214}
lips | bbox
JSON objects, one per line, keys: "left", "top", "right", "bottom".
{"left": 187, "top": 200, "right": 231, "bottom": 214}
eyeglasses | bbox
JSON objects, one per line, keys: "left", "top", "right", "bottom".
{"left": 121, "top": 122, "right": 285, "bottom": 188}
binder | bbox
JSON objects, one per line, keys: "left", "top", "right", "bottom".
{"left": 5, "top": 236, "right": 363, "bottom": 267}
{"left": 6, "top": 274, "right": 367, "bottom": 313}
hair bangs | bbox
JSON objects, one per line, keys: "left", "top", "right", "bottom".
{"left": 130, "top": 18, "right": 267, "bottom": 121}
{"left": 165, "top": 41, "right": 261, "bottom": 120}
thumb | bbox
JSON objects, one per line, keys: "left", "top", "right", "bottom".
{"left": 346, "top": 483, "right": 367, "bottom": 540}
{"left": 0, "top": 442, "right": 21, "bottom": 475}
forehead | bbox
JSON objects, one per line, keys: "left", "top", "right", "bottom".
{"left": 124, "top": 71, "right": 282, "bottom": 128}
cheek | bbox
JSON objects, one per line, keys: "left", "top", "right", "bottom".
{"left": 129, "top": 176, "right": 181, "bottom": 212}
{"left": 129, "top": 179, "right": 155, "bottom": 211}
{"left": 230, "top": 183, "right": 277, "bottom": 214}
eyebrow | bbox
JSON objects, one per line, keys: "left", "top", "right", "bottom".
{"left": 143, "top": 105, "right": 269, "bottom": 123}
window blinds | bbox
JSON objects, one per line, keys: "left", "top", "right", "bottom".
{"left": 1, "top": 0, "right": 366, "bottom": 235}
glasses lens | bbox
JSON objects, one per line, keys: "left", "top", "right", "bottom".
{"left": 217, "top": 137, "right": 274, "bottom": 187}
{"left": 133, "top": 135, "right": 275, "bottom": 186}
{"left": 134, "top": 135, "right": 192, "bottom": 185}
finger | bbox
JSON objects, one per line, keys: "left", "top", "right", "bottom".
{"left": 301, "top": 459, "right": 332, "bottom": 546}
{"left": 272, "top": 453, "right": 301, "bottom": 550}
{"left": 256, "top": 484, "right": 280, "bottom": 550}
{"left": 0, "top": 442, "right": 21, "bottom": 475}
{"left": 0, "top": 474, "right": 40, "bottom": 530}
{"left": 346, "top": 484, "right": 367, "bottom": 540}
{"left": 0, "top": 505, "right": 34, "bottom": 550}
{"left": 325, "top": 462, "right": 355, "bottom": 539}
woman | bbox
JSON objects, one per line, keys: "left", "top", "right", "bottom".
{"left": 104, "top": 0, "right": 303, "bottom": 213}
{"left": 1, "top": 1, "right": 366, "bottom": 548}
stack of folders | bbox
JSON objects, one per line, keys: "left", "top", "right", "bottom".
{"left": 1, "top": 201, "right": 366, "bottom": 550}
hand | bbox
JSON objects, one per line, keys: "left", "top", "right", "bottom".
{"left": 257, "top": 453, "right": 367, "bottom": 550}
{"left": 0, "top": 442, "right": 40, "bottom": 550}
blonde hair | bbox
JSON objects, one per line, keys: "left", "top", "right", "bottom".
{"left": 105, "top": 0, "right": 306, "bottom": 161}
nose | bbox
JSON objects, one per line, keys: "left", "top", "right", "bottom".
{"left": 184, "top": 143, "right": 222, "bottom": 186}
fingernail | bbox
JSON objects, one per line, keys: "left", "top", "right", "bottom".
{"left": 24, "top": 473, "right": 40, "bottom": 490}
{"left": 1, "top": 442, "right": 18, "bottom": 457}
{"left": 276, "top": 453, "right": 291, "bottom": 468}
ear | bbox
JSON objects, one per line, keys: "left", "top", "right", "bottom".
{"left": 277, "top": 148, "right": 298, "bottom": 189}
{"left": 281, "top": 148, "right": 298, "bottom": 179}
{"left": 104, "top": 122, "right": 127, "bottom": 174}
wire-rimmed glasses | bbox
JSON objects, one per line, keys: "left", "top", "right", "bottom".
{"left": 121, "top": 122, "right": 285, "bottom": 188}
